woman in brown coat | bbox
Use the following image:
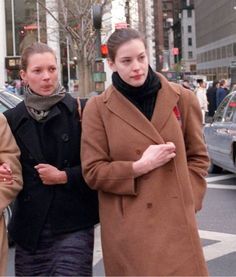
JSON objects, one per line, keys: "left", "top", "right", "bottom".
{"left": 0, "top": 113, "right": 22, "bottom": 275}
{"left": 81, "top": 28, "right": 209, "bottom": 276}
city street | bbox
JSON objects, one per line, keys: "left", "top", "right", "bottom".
{"left": 7, "top": 172, "right": 236, "bottom": 276}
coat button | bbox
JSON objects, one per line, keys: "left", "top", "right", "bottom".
{"left": 136, "top": 149, "right": 141, "bottom": 155}
{"left": 61, "top": 133, "right": 69, "bottom": 142}
{"left": 23, "top": 195, "right": 31, "bottom": 202}
{"left": 63, "top": 160, "right": 70, "bottom": 166}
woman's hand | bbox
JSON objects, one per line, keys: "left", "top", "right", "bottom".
{"left": 34, "top": 164, "right": 68, "bottom": 185}
{"left": 0, "top": 163, "right": 13, "bottom": 184}
{"left": 132, "top": 142, "right": 176, "bottom": 177}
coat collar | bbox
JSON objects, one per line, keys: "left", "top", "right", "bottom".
{"left": 11, "top": 93, "right": 75, "bottom": 131}
{"left": 102, "top": 72, "right": 181, "bottom": 144}
{"left": 9, "top": 93, "right": 75, "bottom": 163}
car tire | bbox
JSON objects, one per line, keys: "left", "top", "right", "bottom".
{"left": 208, "top": 161, "right": 223, "bottom": 174}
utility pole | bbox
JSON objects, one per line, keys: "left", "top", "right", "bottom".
{"left": 45, "top": 0, "right": 61, "bottom": 82}
{"left": 125, "top": 0, "right": 130, "bottom": 25}
{"left": 92, "top": 4, "right": 106, "bottom": 93}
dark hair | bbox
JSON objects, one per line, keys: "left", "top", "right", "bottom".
{"left": 219, "top": 79, "right": 226, "bottom": 86}
{"left": 213, "top": 80, "right": 219, "bottom": 87}
{"left": 197, "top": 79, "right": 203, "bottom": 84}
{"left": 107, "top": 28, "right": 146, "bottom": 61}
{"left": 21, "top": 42, "right": 56, "bottom": 71}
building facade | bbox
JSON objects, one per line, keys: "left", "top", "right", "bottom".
{"left": 181, "top": 0, "right": 196, "bottom": 73}
{"left": 0, "top": 0, "right": 61, "bottom": 88}
{"left": 195, "top": 0, "right": 236, "bottom": 81}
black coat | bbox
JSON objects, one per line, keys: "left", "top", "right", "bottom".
{"left": 206, "top": 86, "right": 217, "bottom": 117}
{"left": 4, "top": 94, "right": 99, "bottom": 252}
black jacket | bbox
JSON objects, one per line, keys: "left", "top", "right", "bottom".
{"left": 4, "top": 94, "right": 99, "bottom": 252}
{"left": 206, "top": 86, "right": 217, "bottom": 117}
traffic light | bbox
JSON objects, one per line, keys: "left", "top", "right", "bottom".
{"left": 92, "top": 4, "right": 102, "bottom": 29}
{"left": 101, "top": 44, "right": 108, "bottom": 58}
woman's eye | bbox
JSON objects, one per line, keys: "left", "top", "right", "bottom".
{"left": 49, "top": 67, "right": 56, "bottom": 72}
{"left": 33, "top": 69, "right": 41, "bottom": 74}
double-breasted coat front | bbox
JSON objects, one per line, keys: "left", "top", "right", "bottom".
{"left": 4, "top": 94, "right": 99, "bottom": 252}
{"left": 81, "top": 73, "right": 209, "bottom": 276}
{"left": 0, "top": 114, "right": 22, "bottom": 275}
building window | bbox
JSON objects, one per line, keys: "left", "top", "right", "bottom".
{"left": 188, "top": 25, "right": 192, "bottom": 33}
{"left": 233, "top": 43, "right": 236, "bottom": 56}
{"left": 217, "top": 48, "right": 221, "bottom": 59}
{"left": 188, "top": 51, "right": 193, "bottom": 59}
{"left": 222, "top": 46, "right": 226, "bottom": 58}
{"left": 227, "top": 44, "right": 233, "bottom": 57}
{"left": 187, "top": 10, "right": 192, "bottom": 18}
{"left": 188, "top": 38, "right": 192, "bottom": 46}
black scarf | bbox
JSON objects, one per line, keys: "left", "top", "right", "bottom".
{"left": 112, "top": 66, "right": 161, "bottom": 120}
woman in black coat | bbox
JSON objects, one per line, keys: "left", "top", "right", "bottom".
{"left": 4, "top": 42, "right": 99, "bottom": 276}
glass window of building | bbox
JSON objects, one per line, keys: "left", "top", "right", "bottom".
{"left": 188, "top": 37, "right": 192, "bottom": 46}
{"left": 227, "top": 44, "right": 232, "bottom": 57}
{"left": 187, "top": 25, "right": 192, "bottom": 33}
{"left": 188, "top": 51, "right": 193, "bottom": 59}
{"left": 187, "top": 9, "right": 192, "bottom": 17}
{"left": 5, "top": 0, "right": 47, "bottom": 56}
{"left": 233, "top": 43, "right": 236, "bottom": 56}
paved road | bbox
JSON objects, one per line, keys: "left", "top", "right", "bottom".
{"left": 197, "top": 173, "right": 236, "bottom": 276}
{"left": 7, "top": 173, "right": 236, "bottom": 276}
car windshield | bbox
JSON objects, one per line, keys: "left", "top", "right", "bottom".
{"left": 213, "top": 92, "right": 236, "bottom": 123}
{"left": 0, "top": 90, "right": 22, "bottom": 106}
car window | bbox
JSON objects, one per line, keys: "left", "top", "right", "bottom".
{"left": 213, "top": 94, "right": 232, "bottom": 122}
{"left": 0, "top": 102, "right": 8, "bottom": 113}
{"left": 226, "top": 93, "right": 236, "bottom": 123}
{"left": 0, "top": 91, "right": 22, "bottom": 106}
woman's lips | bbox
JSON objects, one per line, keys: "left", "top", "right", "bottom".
{"left": 132, "top": 74, "right": 142, "bottom": 80}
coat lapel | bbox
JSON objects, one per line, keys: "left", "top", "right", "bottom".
{"left": 104, "top": 74, "right": 180, "bottom": 144}
{"left": 151, "top": 73, "right": 180, "bottom": 133}
{"left": 104, "top": 87, "right": 162, "bottom": 144}
{"left": 17, "top": 120, "right": 46, "bottom": 163}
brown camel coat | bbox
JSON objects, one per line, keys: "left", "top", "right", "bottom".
{"left": 0, "top": 114, "right": 22, "bottom": 275}
{"left": 81, "top": 73, "right": 209, "bottom": 276}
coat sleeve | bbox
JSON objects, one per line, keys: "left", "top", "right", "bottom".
{"left": 81, "top": 97, "right": 137, "bottom": 196}
{"left": 0, "top": 114, "right": 23, "bottom": 214}
{"left": 181, "top": 91, "right": 209, "bottom": 211}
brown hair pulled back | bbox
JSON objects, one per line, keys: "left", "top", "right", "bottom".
{"left": 20, "top": 42, "right": 56, "bottom": 71}
{"left": 107, "top": 28, "right": 146, "bottom": 62}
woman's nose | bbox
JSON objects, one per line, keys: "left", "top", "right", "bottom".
{"left": 42, "top": 71, "right": 50, "bottom": 79}
{"left": 132, "top": 60, "right": 141, "bottom": 71}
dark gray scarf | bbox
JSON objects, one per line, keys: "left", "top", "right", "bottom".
{"left": 24, "top": 85, "right": 66, "bottom": 121}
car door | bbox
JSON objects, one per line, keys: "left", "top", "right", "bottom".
{"left": 207, "top": 94, "right": 234, "bottom": 169}
{"left": 225, "top": 94, "right": 236, "bottom": 171}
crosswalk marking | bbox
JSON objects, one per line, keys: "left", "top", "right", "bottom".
{"left": 199, "top": 230, "right": 236, "bottom": 261}
{"left": 206, "top": 174, "right": 235, "bottom": 183}
{"left": 207, "top": 183, "right": 236, "bottom": 190}
{"left": 93, "top": 225, "right": 102, "bottom": 266}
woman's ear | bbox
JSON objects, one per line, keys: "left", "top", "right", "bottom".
{"left": 19, "top": 70, "right": 27, "bottom": 82}
{"left": 107, "top": 58, "right": 116, "bottom": 72}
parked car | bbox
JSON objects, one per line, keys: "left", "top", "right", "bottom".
{"left": 0, "top": 89, "right": 22, "bottom": 245}
{"left": 204, "top": 91, "right": 236, "bottom": 173}
{"left": 0, "top": 89, "right": 22, "bottom": 112}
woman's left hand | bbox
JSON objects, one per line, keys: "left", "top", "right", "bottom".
{"left": 0, "top": 163, "right": 13, "bottom": 184}
{"left": 34, "top": 163, "right": 68, "bottom": 185}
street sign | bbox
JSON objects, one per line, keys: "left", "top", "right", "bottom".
{"left": 5, "top": 56, "right": 21, "bottom": 70}
{"left": 230, "top": 61, "right": 236, "bottom": 68}
{"left": 115, "top": 22, "right": 128, "bottom": 29}
{"left": 172, "top": 48, "right": 179, "bottom": 55}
